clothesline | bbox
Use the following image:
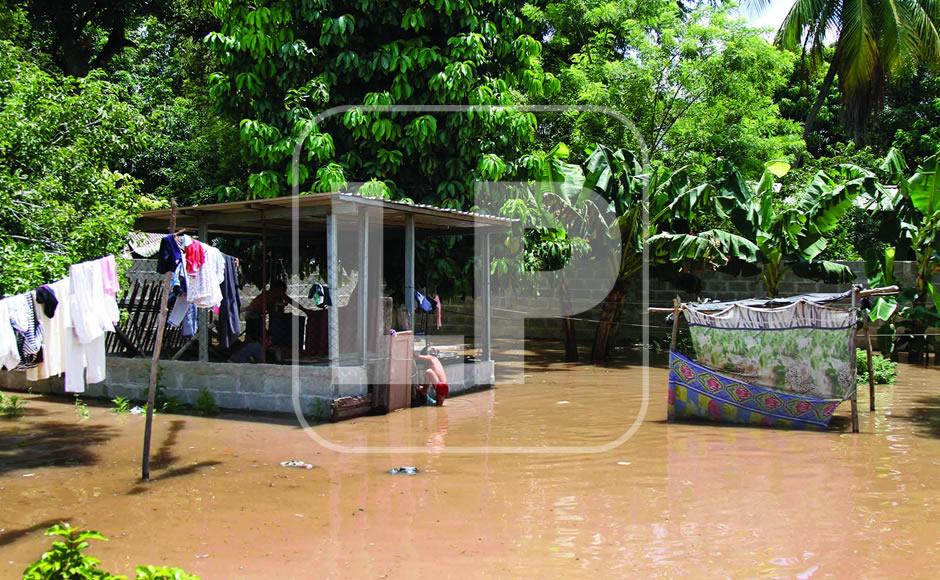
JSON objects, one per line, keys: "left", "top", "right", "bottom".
{"left": 0, "top": 255, "right": 121, "bottom": 393}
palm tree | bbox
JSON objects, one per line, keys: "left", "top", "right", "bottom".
{"left": 750, "top": 0, "right": 940, "bottom": 141}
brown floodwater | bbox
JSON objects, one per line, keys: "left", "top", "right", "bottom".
{"left": 2, "top": 348, "right": 940, "bottom": 578}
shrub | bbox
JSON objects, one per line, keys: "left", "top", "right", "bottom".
{"left": 23, "top": 524, "right": 200, "bottom": 579}
{"left": 0, "top": 392, "right": 26, "bottom": 418}
{"left": 857, "top": 348, "right": 899, "bottom": 385}
{"left": 111, "top": 396, "right": 130, "bottom": 414}
{"left": 194, "top": 388, "right": 218, "bottom": 417}
{"left": 22, "top": 523, "right": 118, "bottom": 580}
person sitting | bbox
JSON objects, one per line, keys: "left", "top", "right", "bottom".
{"left": 229, "top": 329, "right": 266, "bottom": 364}
{"left": 416, "top": 347, "right": 449, "bottom": 406}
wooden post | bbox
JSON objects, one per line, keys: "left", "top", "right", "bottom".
{"left": 850, "top": 288, "right": 860, "bottom": 433}
{"left": 670, "top": 298, "right": 680, "bottom": 352}
{"left": 142, "top": 199, "right": 176, "bottom": 481}
{"left": 865, "top": 318, "right": 876, "bottom": 412}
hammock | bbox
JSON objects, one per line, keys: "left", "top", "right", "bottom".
{"left": 667, "top": 294, "right": 858, "bottom": 431}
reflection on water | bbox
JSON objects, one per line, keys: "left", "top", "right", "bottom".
{"left": 1, "top": 351, "right": 940, "bottom": 577}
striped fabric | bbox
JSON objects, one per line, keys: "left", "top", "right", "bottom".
{"left": 11, "top": 293, "right": 43, "bottom": 370}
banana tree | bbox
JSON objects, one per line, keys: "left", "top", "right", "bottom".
{"left": 857, "top": 150, "right": 940, "bottom": 362}
{"left": 659, "top": 161, "right": 875, "bottom": 297}
{"left": 584, "top": 145, "right": 756, "bottom": 362}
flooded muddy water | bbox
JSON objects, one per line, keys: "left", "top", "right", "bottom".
{"left": 2, "top": 348, "right": 940, "bottom": 578}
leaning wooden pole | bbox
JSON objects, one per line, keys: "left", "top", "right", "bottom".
{"left": 670, "top": 297, "right": 680, "bottom": 351}
{"left": 850, "top": 288, "right": 860, "bottom": 434}
{"left": 142, "top": 199, "right": 177, "bottom": 481}
{"left": 865, "top": 318, "right": 876, "bottom": 412}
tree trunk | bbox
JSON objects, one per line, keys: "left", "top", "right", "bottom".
{"left": 803, "top": 59, "right": 839, "bottom": 154}
{"left": 591, "top": 278, "right": 627, "bottom": 363}
{"left": 559, "top": 278, "right": 578, "bottom": 362}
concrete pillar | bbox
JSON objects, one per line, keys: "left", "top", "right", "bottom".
{"left": 404, "top": 215, "right": 415, "bottom": 331}
{"left": 327, "top": 212, "right": 339, "bottom": 367}
{"left": 358, "top": 208, "right": 369, "bottom": 361}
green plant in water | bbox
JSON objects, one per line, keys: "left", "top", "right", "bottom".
{"left": 23, "top": 523, "right": 200, "bottom": 579}
{"left": 22, "top": 523, "right": 118, "bottom": 580}
{"left": 134, "top": 565, "right": 200, "bottom": 580}
{"left": 0, "top": 392, "right": 27, "bottom": 418}
{"left": 74, "top": 396, "right": 89, "bottom": 421}
{"left": 856, "top": 348, "right": 899, "bottom": 385}
{"left": 111, "top": 396, "right": 130, "bottom": 414}
{"left": 194, "top": 388, "right": 218, "bottom": 417}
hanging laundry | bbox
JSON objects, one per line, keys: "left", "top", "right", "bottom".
{"left": 157, "top": 234, "right": 182, "bottom": 274}
{"left": 433, "top": 294, "right": 442, "bottom": 330}
{"left": 184, "top": 238, "right": 206, "bottom": 274}
{"left": 187, "top": 243, "right": 225, "bottom": 309}
{"left": 217, "top": 254, "right": 241, "bottom": 349}
{"left": 0, "top": 298, "right": 20, "bottom": 370}
{"left": 101, "top": 255, "right": 119, "bottom": 297}
{"left": 35, "top": 285, "right": 58, "bottom": 318}
{"left": 10, "top": 293, "right": 44, "bottom": 370}
{"left": 26, "top": 277, "right": 71, "bottom": 382}
{"left": 415, "top": 290, "right": 433, "bottom": 313}
{"left": 66, "top": 257, "right": 119, "bottom": 393}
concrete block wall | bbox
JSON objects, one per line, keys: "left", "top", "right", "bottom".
{"left": 437, "top": 260, "right": 922, "bottom": 346}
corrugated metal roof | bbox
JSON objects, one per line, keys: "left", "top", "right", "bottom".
{"left": 135, "top": 192, "right": 514, "bottom": 235}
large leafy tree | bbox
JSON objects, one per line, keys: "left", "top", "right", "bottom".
{"left": 751, "top": 0, "right": 940, "bottom": 143}
{"left": 528, "top": 0, "right": 803, "bottom": 180}
{"left": 205, "top": 0, "right": 559, "bottom": 205}
{"left": 4, "top": 0, "right": 167, "bottom": 76}
{"left": 581, "top": 145, "right": 758, "bottom": 361}
{"left": 0, "top": 41, "right": 160, "bottom": 295}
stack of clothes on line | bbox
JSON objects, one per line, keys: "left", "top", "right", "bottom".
{"left": 156, "top": 234, "right": 241, "bottom": 349}
{"left": 0, "top": 256, "right": 120, "bottom": 393}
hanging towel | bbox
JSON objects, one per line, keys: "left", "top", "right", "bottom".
{"left": 101, "top": 255, "right": 119, "bottom": 297}
{"left": 27, "top": 277, "right": 71, "bottom": 381}
{"left": 0, "top": 298, "right": 21, "bottom": 370}
{"left": 433, "top": 294, "right": 442, "bottom": 329}
{"left": 217, "top": 254, "right": 241, "bottom": 349}
{"left": 157, "top": 234, "right": 182, "bottom": 274}
{"left": 184, "top": 239, "right": 206, "bottom": 274}
{"left": 69, "top": 258, "right": 116, "bottom": 345}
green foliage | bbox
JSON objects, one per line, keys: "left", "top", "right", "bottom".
{"left": 0, "top": 41, "right": 152, "bottom": 295}
{"left": 856, "top": 348, "right": 899, "bottom": 385}
{"left": 74, "top": 396, "right": 89, "bottom": 421}
{"left": 0, "top": 391, "right": 26, "bottom": 418}
{"left": 532, "top": 0, "right": 802, "bottom": 180}
{"left": 206, "top": 0, "right": 556, "bottom": 205}
{"left": 23, "top": 523, "right": 200, "bottom": 580}
{"left": 194, "top": 387, "right": 219, "bottom": 416}
{"left": 699, "top": 159, "right": 877, "bottom": 296}
{"left": 754, "top": 0, "right": 940, "bottom": 137}
{"left": 22, "top": 523, "right": 118, "bottom": 580}
{"left": 111, "top": 396, "right": 130, "bottom": 414}
{"left": 134, "top": 565, "right": 200, "bottom": 580}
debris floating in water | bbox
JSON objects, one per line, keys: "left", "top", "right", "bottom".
{"left": 556, "top": 401, "right": 570, "bottom": 405}
{"left": 129, "top": 406, "right": 144, "bottom": 415}
{"left": 387, "top": 466, "right": 419, "bottom": 475}
{"left": 280, "top": 460, "right": 313, "bottom": 469}
{"left": 616, "top": 461, "right": 631, "bottom": 466}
